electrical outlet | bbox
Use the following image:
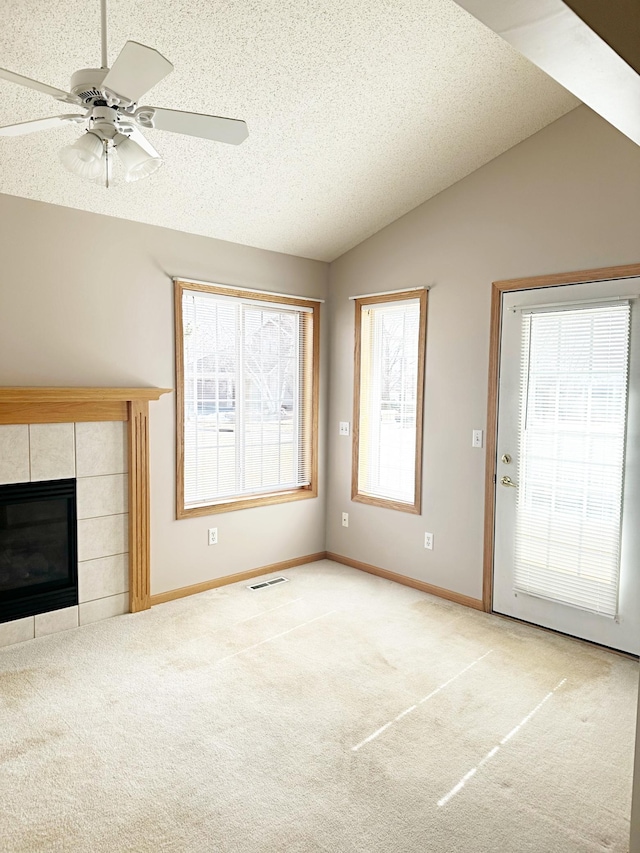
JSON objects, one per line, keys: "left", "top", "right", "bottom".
{"left": 342, "top": 512, "right": 349, "bottom": 528}
{"left": 424, "top": 532, "right": 433, "bottom": 550}
{"left": 472, "top": 429, "right": 483, "bottom": 448}
{"left": 339, "top": 422, "right": 350, "bottom": 436}
{"left": 208, "top": 527, "right": 218, "bottom": 546}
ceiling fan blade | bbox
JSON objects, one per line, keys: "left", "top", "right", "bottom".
{"left": 0, "top": 67, "right": 80, "bottom": 104}
{"left": 0, "top": 114, "right": 85, "bottom": 137}
{"left": 134, "top": 107, "right": 248, "bottom": 144}
{"left": 102, "top": 41, "right": 173, "bottom": 104}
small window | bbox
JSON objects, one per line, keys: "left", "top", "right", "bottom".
{"left": 175, "top": 280, "right": 319, "bottom": 517}
{"left": 352, "top": 290, "right": 427, "bottom": 513}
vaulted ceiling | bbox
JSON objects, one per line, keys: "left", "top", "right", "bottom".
{"left": 0, "top": 0, "right": 578, "bottom": 261}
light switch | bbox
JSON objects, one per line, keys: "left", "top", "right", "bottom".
{"left": 472, "top": 429, "right": 483, "bottom": 448}
{"left": 339, "top": 422, "right": 350, "bottom": 436}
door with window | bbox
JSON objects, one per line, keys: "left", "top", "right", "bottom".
{"left": 493, "top": 279, "right": 640, "bottom": 654}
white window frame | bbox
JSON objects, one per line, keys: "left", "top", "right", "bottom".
{"left": 175, "top": 279, "right": 320, "bottom": 518}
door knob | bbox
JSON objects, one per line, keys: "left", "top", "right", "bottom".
{"left": 500, "top": 475, "right": 517, "bottom": 488}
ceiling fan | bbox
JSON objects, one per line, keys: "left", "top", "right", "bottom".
{"left": 0, "top": 0, "right": 248, "bottom": 187}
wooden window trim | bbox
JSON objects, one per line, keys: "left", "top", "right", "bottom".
{"left": 351, "top": 289, "right": 428, "bottom": 514}
{"left": 175, "top": 279, "right": 320, "bottom": 518}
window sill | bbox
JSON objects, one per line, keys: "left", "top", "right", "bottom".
{"left": 177, "top": 486, "right": 317, "bottom": 519}
{"left": 351, "top": 491, "right": 421, "bottom": 515}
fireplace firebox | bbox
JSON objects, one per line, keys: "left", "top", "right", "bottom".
{"left": 0, "top": 478, "right": 78, "bottom": 624}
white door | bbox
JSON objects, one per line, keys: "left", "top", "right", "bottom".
{"left": 493, "top": 279, "right": 640, "bottom": 654}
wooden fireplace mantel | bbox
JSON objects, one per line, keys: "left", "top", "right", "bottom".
{"left": 0, "top": 387, "right": 169, "bottom": 426}
{"left": 0, "top": 387, "right": 171, "bottom": 613}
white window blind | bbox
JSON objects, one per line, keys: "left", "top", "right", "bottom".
{"left": 514, "top": 302, "right": 630, "bottom": 617}
{"left": 182, "top": 289, "right": 312, "bottom": 509}
{"left": 357, "top": 298, "right": 420, "bottom": 504}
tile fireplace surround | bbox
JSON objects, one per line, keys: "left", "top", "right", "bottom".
{"left": 0, "top": 388, "right": 170, "bottom": 648}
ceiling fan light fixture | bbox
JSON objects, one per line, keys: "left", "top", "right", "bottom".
{"left": 116, "top": 136, "right": 162, "bottom": 182}
{"left": 59, "top": 131, "right": 104, "bottom": 180}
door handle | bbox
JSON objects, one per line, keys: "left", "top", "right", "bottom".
{"left": 500, "top": 475, "right": 517, "bottom": 488}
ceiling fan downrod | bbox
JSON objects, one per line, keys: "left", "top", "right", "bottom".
{"left": 100, "top": 0, "right": 108, "bottom": 69}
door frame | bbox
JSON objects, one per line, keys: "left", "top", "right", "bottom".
{"left": 482, "top": 261, "right": 640, "bottom": 613}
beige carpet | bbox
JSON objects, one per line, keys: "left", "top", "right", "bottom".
{"left": 0, "top": 560, "right": 636, "bottom": 852}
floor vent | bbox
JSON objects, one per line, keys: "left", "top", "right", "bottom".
{"left": 247, "top": 576, "right": 289, "bottom": 591}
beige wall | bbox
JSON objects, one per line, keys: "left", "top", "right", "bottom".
{"left": 0, "top": 196, "right": 329, "bottom": 594}
{"left": 326, "top": 105, "right": 640, "bottom": 600}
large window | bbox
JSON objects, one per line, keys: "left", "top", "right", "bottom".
{"left": 352, "top": 289, "right": 427, "bottom": 513}
{"left": 175, "top": 280, "right": 319, "bottom": 517}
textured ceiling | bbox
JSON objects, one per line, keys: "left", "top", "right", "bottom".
{"left": 0, "top": 0, "right": 578, "bottom": 261}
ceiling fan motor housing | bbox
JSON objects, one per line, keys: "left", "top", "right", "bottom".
{"left": 70, "top": 67, "right": 136, "bottom": 111}
{"left": 69, "top": 70, "right": 138, "bottom": 143}
{"left": 70, "top": 68, "right": 110, "bottom": 104}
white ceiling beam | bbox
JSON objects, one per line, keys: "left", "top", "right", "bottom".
{"left": 454, "top": 0, "right": 640, "bottom": 146}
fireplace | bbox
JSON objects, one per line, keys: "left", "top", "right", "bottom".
{"left": 0, "top": 478, "right": 78, "bottom": 624}
{"left": 0, "top": 387, "right": 171, "bottom": 645}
